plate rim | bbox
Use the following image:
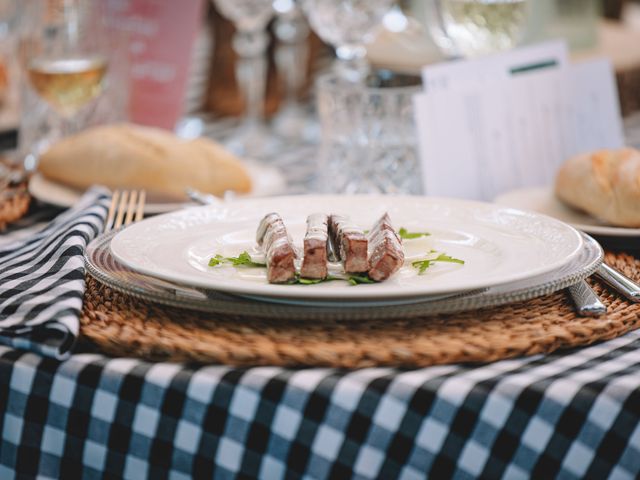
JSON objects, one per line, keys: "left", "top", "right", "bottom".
{"left": 28, "top": 160, "right": 286, "bottom": 213}
{"left": 28, "top": 173, "right": 189, "bottom": 214}
{"left": 495, "top": 186, "right": 640, "bottom": 238}
{"left": 109, "top": 194, "right": 585, "bottom": 301}
{"left": 87, "top": 229, "right": 603, "bottom": 316}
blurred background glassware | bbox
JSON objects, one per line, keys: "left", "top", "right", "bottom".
{"left": 301, "top": 0, "right": 396, "bottom": 82}
{"left": 0, "top": 0, "right": 19, "bottom": 83}
{"left": 19, "top": 0, "right": 109, "bottom": 167}
{"left": 272, "top": 0, "right": 316, "bottom": 142}
{"left": 212, "top": 0, "right": 280, "bottom": 158}
{"left": 365, "top": 5, "right": 444, "bottom": 74}
{"left": 315, "top": 71, "right": 423, "bottom": 194}
{"left": 0, "top": 0, "right": 19, "bottom": 154}
{"left": 424, "top": 0, "right": 531, "bottom": 58}
{"left": 535, "top": 0, "right": 599, "bottom": 51}
{"left": 23, "top": 1, "right": 108, "bottom": 119}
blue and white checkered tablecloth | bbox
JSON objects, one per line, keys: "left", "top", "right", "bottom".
{"left": 2, "top": 332, "right": 640, "bottom": 479}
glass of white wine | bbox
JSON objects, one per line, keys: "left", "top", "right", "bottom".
{"left": 426, "top": 0, "right": 530, "bottom": 58}
{"left": 21, "top": 0, "right": 108, "bottom": 145}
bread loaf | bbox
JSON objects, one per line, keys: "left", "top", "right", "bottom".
{"left": 38, "top": 124, "right": 252, "bottom": 200}
{"left": 555, "top": 148, "right": 640, "bottom": 227}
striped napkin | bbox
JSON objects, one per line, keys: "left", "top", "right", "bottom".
{"left": 0, "top": 187, "right": 109, "bottom": 359}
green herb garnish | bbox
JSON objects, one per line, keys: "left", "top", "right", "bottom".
{"left": 294, "top": 274, "right": 375, "bottom": 285}
{"left": 347, "top": 274, "right": 376, "bottom": 285}
{"left": 227, "top": 251, "right": 266, "bottom": 267}
{"left": 209, "top": 252, "right": 379, "bottom": 286}
{"left": 295, "top": 274, "right": 376, "bottom": 286}
{"left": 398, "top": 227, "right": 431, "bottom": 240}
{"left": 207, "top": 254, "right": 225, "bottom": 267}
{"left": 412, "top": 252, "right": 465, "bottom": 274}
{"left": 295, "top": 275, "right": 342, "bottom": 285}
{"left": 208, "top": 251, "right": 266, "bottom": 268}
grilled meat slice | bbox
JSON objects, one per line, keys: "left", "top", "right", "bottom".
{"left": 328, "top": 214, "right": 369, "bottom": 274}
{"left": 256, "top": 212, "right": 296, "bottom": 283}
{"left": 367, "top": 213, "right": 404, "bottom": 281}
{"left": 300, "top": 213, "right": 329, "bottom": 279}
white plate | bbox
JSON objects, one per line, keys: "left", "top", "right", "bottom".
{"left": 28, "top": 161, "right": 286, "bottom": 214}
{"left": 495, "top": 187, "right": 640, "bottom": 238}
{"left": 110, "top": 195, "right": 584, "bottom": 301}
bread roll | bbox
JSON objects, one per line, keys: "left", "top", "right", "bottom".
{"left": 555, "top": 148, "right": 640, "bottom": 227}
{"left": 38, "top": 124, "right": 252, "bottom": 200}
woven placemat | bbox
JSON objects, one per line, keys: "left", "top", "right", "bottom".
{"left": 79, "top": 251, "right": 640, "bottom": 368}
{"left": 0, "top": 180, "right": 30, "bottom": 230}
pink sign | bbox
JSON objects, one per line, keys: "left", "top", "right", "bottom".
{"left": 106, "top": 0, "right": 205, "bottom": 130}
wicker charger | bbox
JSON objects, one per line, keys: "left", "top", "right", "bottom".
{"left": 0, "top": 179, "right": 30, "bottom": 230}
{"left": 79, "top": 251, "right": 640, "bottom": 368}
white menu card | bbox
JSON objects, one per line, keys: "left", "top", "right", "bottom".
{"left": 414, "top": 41, "right": 625, "bottom": 201}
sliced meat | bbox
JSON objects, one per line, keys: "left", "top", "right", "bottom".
{"left": 367, "top": 213, "right": 404, "bottom": 281}
{"left": 256, "top": 212, "right": 296, "bottom": 283}
{"left": 328, "top": 214, "right": 369, "bottom": 274}
{"left": 300, "top": 213, "right": 329, "bottom": 279}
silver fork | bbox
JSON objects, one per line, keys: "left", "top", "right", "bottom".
{"left": 104, "top": 190, "right": 146, "bottom": 231}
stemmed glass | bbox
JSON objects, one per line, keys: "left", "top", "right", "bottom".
{"left": 22, "top": 0, "right": 109, "bottom": 133}
{"left": 425, "top": 0, "right": 530, "bottom": 58}
{"left": 0, "top": 0, "right": 18, "bottom": 109}
{"left": 301, "top": 0, "right": 395, "bottom": 82}
{"left": 272, "top": 0, "right": 313, "bottom": 141}
{"left": 213, "top": 0, "right": 280, "bottom": 158}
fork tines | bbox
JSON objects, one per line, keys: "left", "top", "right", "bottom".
{"left": 105, "top": 190, "right": 146, "bottom": 232}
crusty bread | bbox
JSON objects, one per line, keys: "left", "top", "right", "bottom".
{"left": 555, "top": 148, "right": 640, "bottom": 227}
{"left": 38, "top": 124, "right": 252, "bottom": 200}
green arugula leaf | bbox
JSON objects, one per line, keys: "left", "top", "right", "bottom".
{"left": 297, "top": 277, "right": 323, "bottom": 285}
{"left": 411, "top": 259, "right": 432, "bottom": 274}
{"left": 412, "top": 252, "right": 465, "bottom": 275}
{"left": 297, "top": 274, "right": 376, "bottom": 286}
{"left": 296, "top": 275, "right": 342, "bottom": 285}
{"left": 208, "top": 251, "right": 266, "bottom": 268}
{"left": 228, "top": 251, "right": 266, "bottom": 267}
{"left": 347, "top": 274, "right": 376, "bottom": 285}
{"left": 207, "top": 254, "right": 225, "bottom": 267}
{"left": 398, "top": 227, "right": 431, "bottom": 240}
{"left": 433, "top": 253, "right": 464, "bottom": 265}
{"left": 208, "top": 252, "right": 381, "bottom": 286}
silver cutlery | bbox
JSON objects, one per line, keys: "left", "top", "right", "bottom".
{"left": 568, "top": 280, "right": 607, "bottom": 317}
{"left": 595, "top": 263, "right": 640, "bottom": 303}
{"left": 185, "top": 188, "right": 220, "bottom": 206}
{"left": 566, "top": 234, "right": 640, "bottom": 317}
{"left": 104, "top": 190, "right": 146, "bottom": 231}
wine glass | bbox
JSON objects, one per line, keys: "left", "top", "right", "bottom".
{"left": 0, "top": 0, "right": 18, "bottom": 107}
{"left": 0, "top": 0, "right": 17, "bottom": 37}
{"left": 301, "top": 0, "right": 395, "bottom": 82}
{"left": 22, "top": 1, "right": 108, "bottom": 128}
{"left": 272, "top": 0, "right": 314, "bottom": 142}
{"left": 213, "top": 0, "right": 280, "bottom": 159}
{"left": 425, "top": 0, "right": 531, "bottom": 58}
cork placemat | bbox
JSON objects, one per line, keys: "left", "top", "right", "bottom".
{"left": 78, "top": 251, "right": 640, "bottom": 368}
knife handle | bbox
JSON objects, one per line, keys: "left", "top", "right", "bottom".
{"left": 596, "top": 264, "right": 640, "bottom": 303}
{"left": 568, "top": 280, "right": 607, "bottom": 317}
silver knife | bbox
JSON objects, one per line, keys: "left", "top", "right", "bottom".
{"left": 568, "top": 279, "right": 607, "bottom": 317}
{"left": 595, "top": 263, "right": 640, "bottom": 303}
